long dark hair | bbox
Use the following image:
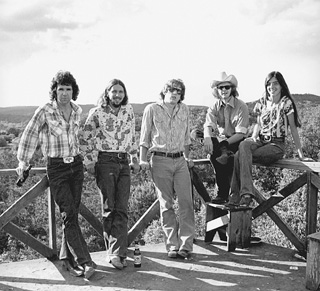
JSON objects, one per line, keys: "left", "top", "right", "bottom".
{"left": 264, "top": 71, "right": 301, "bottom": 127}
{"left": 49, "top": 70, "right": 79, "bottom": 101}
{"left": 97, "top": 79, "right": 129, "bottom": 107}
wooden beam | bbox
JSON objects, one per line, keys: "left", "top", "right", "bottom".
{"left": 190, "top": 167, "right": 211, "bottom": 203}
{"left": 0, "top": 167, "right": 47, "bottom": 176}
{"left": 47, "top": 189, "right": 57, "bottom": 252}
{"left": 79, "top": 203, "right": 103, "bottom": 237}
{"left": 127, "top": 199, "right": 160, "bottom": 246}
{"left": 306, "top": 172, "right": 318, "bottom": 237}
{"left": 0, "top": 176, "right": 49, "bottom": 230}
{"left": 193, "top": 158, "right": 320, "bottom": 173}
{"left": 252, "top": 173, "right": 307, "bottom": 218}
{"left": 253, "top": 188, "right": 305, "bottom": 255}
{"left": 3, "top": 222, "right": 57, "bottom": 260}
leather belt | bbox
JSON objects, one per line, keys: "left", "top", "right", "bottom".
{"left": 47, "top": 155, "right": 82, "bottom": 165}
{"left": 259, "top": 135, "right": 284, "bottom": 143}
{"left": 98, "top": 151, "right": 128, "bottom": 159}
{"left": 152, "top": 151, "right": 184, "bottom": 159}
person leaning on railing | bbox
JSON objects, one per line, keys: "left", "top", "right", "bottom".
{"left": 227, "top": 71, "right": 313, "bottom": 207}
{"left": 15, "top": 70, "right": 95, "bottom": 279}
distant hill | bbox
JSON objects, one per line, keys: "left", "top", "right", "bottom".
{"left": 0, "top": 94, "right": 319, "bottom": 123}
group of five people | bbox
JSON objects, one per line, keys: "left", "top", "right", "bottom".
{"left": 15, "top": 69, "right": 311, "bottom": 279}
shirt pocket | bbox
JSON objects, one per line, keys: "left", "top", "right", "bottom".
{"left": 48, "top": 120, "right": 63, "bottom": 137}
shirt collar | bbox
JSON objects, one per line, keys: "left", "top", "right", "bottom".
{"left": 218, "top": 96, "right": 235, "bottom": 109}
{"left": 51, "top": 100, "right": 82, "bottom": 114}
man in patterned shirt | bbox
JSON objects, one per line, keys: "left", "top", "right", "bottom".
{"left": 139, "top": 79, "right": 194, "bottom": 259}
{"left": 79, "top": 79, "right": 139, "bottom": 270}
{"left": 16, "top": 71, "right": 95, "bottom": 279}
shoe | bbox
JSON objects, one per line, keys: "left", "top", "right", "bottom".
{"left": 62, "top": 260, "right": 84, "bottom": 277}
{"left": 177, "top": 249, "right": 190, "bottom": 259}
{"left": 82, "top": 264, "right": 95, "bottom": 279}
{"left": 121, "top": 258, "right": 128, "bottom": 268}
{"left": 211, "top": 196, "right": 227, "bottom": 204}
{"left": 239, "top": 194, "right": 253, "bottom": 207}
{"left": 110, "top": 257, "right": 124, "bottom": 270}
{"left": 167, "top": 250, "right": 178, "bottom": 258}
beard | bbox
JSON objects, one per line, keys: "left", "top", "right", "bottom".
{"left": 110, "top": 101, "right": 122, "bottom": 108}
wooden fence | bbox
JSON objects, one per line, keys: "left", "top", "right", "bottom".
{"left": 0, "top": 158, "right": 319, "bottom": 259}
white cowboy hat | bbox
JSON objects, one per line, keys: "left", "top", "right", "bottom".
{"left": 210, "top": 72, "right": 238, "bottom": 88}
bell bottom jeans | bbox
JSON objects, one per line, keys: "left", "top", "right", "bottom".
{"left": 95, "top": 155, "right": 130, "bottom": 260}
{"left": 47, "top": 158, "right": 92, "bottom": 267}
{"left": 150, "top": 155, "right": 195, "bottom": 252}
{"left": 229, "top": 138, "right": 285, "bottom": 203}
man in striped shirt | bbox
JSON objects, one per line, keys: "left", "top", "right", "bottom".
{"left": 16, "top": 71, "right": 95, "bottom": 279}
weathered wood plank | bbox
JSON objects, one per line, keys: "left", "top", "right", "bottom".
{"left": 3, "top": 221, "right": 57, "bottom": 260}
{"left": 47, "top": 189, "right": 57, "bottom": 252}
{"left": 193, "top": 158, "right": 320, "bottom": 173}
{"left": 0, "top": 176, "right": 49, "bottom": 230}
{"left": 190, "top": 167, "right": 211, "bottom": 203}
{"left": 79, "top": 203, "right": 103, "bottom": 237}
{"left": 306, "top": 172, "right": 318, "bottom": 237}
{"left": 252, "top": 173, "right": 307, "bottom": 219}
{"left": 127, "top": 199, "right": 160, "bottom": 246}
{"left": 253, "top": 188, "right": 305, "bottom": 255}
{"left": 306, "top": 232, "right": 320, "bottom": 290}
{"left": 0, "top": 167, "right": 47, "bottom": 176}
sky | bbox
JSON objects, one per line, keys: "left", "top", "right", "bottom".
{"left": 0, "top": 0, "right": 319, "bottom": 108}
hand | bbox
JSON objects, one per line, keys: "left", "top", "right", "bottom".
{"left": 16, "top": 161, "right": 28, "bottom": 178}
{"left": 203, "top": 137, "right": 213, "bottom": 154}
{"left": 185, "top": 158, "right": 194, "bottom": 168}
{"left": 139, "top": 161, "right": 150, "bottom": 171}
{"left": 85, "top": 163, "right": 95, "bottom": 175}
{"left": 130, "top": 162, "right": 140, "bottom": 174}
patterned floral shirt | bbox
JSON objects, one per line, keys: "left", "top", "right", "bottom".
{"left": 203, "top": 96, "right": 249, "bottom": 138}
{"left": 79, "top": 104, "right": 138, "bottom": 166}
{"left": 139, "top": 101, "right": 191, "bottom": 153}
{"left": 254, "top": 96, "right": 294, "bottom": 138}
{"left": 17, "top": 101, "right": 82, "bottom": 164}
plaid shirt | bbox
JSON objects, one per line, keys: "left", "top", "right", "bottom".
{"left": 17, "top": 101, "right": 82, "bottom": 165}
{"left": 139, "top": 101, "right": 191, "bottom": 153}
{"left": 79, "top": 104, "right": 138, "bottom": 166}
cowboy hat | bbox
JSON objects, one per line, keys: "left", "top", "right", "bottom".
{"left": 210, "top": 72, "right": 238, "bottom": 88}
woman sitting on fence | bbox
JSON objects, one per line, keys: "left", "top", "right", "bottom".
{"left": 227, "top": 71, "right": 313, "bottom": 207}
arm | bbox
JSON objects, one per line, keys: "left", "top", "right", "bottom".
{"left": 203, "top": 106, "right": 219, "bottom": 153}
{"left": 128, "top": 106, "right": 140, "bottom": 173}
{"left": 139, "top": 106, "right": 152, "bottom": 170}
{"left": 16, "top": 108, "right": 43, "bottom": 177}
{"left": 287, "top": 113, "right": 310, "bottom": 161}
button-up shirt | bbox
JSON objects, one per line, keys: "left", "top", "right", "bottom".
{"left": 17, "top": 101, "right": 82, "bottom": 164}
{"left": 254, "top": 96, "right": 294, "bottom": 138}
{"left": 203, "top": 96, "right": 249, "bottom": 138}
{"left": 139, "top": 101, "right": 191, "bottom": 153}
{"left": 79, "top": 104, "right": 138, "bottom": 166}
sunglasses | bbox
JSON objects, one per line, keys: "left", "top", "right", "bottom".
{"left": 168, "top": 87, "right": 182, "bottom": 94}
{"left": 217, "top": 85, "right": 232, "bottom": 90}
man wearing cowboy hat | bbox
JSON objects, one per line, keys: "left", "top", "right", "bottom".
{"left": 202, "top": 71, "right": 249, "bottom": 204}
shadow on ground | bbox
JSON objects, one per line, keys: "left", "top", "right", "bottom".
{"left": 0, "top": 239, "right": 307, "bottom": 291}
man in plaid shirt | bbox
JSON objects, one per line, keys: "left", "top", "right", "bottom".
{"left": 16, "top": 71, "right": 95, "bottom": 279}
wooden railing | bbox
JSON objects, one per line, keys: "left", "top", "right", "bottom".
{"left": 0, "top": 158, "right": 319, "bottom": 259}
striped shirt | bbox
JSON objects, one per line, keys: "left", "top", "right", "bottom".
{"left": 139, "top": 101, "right": 191, "bottom": 153}
{"left": 79, "top": 104, "right": 138, "bottom": 166}
{"left": 17, "top": 101, "right": 82, "bottom": 164}
{"left": 203, "top": 96, "right": 249, "bottom": 138}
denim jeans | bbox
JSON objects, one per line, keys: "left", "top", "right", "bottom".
{"left": 150, "top": 155, "right": 195, "bottom": 252}
{"left": 229, "top": 138, "right": 285, "bottom": 203}
{"left": 95, "top": 154, "right": 130, "bottom": 260}
{"left": 209, "top": 137, "right": 243, "bottom": 200}
{"left": 47, "top": 157, "right": 92, "bottom": 267}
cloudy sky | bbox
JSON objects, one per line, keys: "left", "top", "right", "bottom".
{"left": 0, "top": 0, "right": 319, "bottom": 108}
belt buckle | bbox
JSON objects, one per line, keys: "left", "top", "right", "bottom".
{"left": 117, "top": 153, "right": 125, "bottom": 159}
{"left": 63, "top": 157, "right": 74, "bottom": 163}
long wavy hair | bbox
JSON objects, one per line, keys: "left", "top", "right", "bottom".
{"left": 97, "top": 79, "right": 129, "bottom": 107}
{"left": 49, "top": 70, "right": 79, "bottom": 101}
{"left": 263, "top": 71, "right": 301, "bottom": 127}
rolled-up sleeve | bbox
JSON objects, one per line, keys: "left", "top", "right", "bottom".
{"left": 234, "top": 102, "right": 249, "bottom": 134}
